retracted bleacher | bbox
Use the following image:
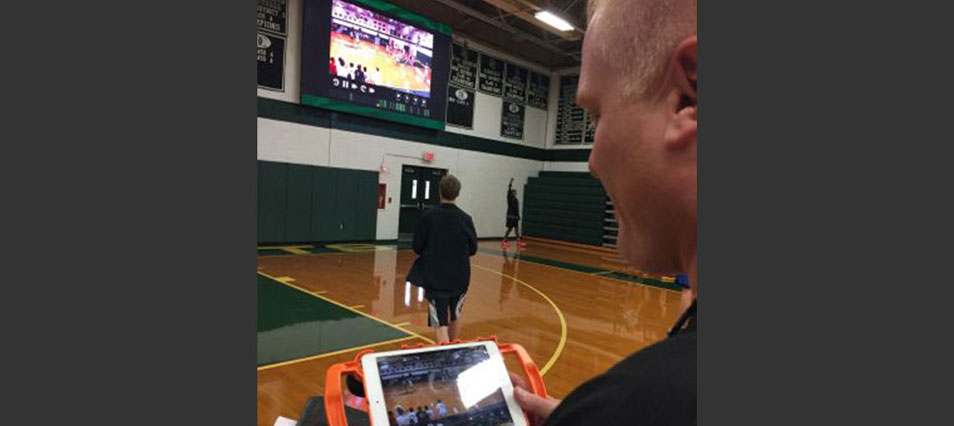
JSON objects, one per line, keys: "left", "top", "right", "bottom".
{"left": 522, "top": 171, "right": 616, "bottom": 248}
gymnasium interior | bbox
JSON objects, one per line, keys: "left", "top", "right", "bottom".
{"left": 258, "top": 1, "right": 689, "bottom": 424}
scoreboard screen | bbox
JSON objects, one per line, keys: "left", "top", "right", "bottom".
{"left": 301, "top": 0, "right": 452, "bottom": 130}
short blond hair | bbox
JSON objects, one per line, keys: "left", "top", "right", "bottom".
{"left": 587, "top": 0, "right": 696, "bottom": 100}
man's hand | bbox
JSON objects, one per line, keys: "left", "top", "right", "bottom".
{"left": 510, "top": 372, "right": 560, "bottom": 426}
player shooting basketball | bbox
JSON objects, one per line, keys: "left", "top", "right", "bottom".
{"left": 502, "top": 178, "right": 526, "bottom": 248}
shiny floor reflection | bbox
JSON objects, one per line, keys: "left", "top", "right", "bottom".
{"left": 257, "top": 240, "right": 683, "bottom": 426}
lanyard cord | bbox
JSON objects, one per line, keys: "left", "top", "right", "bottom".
{"left": 668, "top": 299, "right": 697, "bottom": 338}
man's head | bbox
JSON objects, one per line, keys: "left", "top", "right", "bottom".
{"left": 579, "top": 0, "right": 697, "bottom": 275}
{"left": 439, "top": 174, "right": 461, "bottom": 202}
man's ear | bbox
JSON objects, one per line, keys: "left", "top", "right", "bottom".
{"left": 666, "top": 36, "right": 697, "bottom": 151}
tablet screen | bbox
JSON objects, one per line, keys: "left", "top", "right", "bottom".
{"left": 375, "top": 345, "right": 516, "bottom": 426}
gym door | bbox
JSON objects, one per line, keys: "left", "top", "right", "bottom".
{"left": 398, "top": 165, "right": 447, "bottom": 241}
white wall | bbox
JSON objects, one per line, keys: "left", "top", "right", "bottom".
{"left": 543, "top": 161, "right": 590, "bottom": 173}
{"left": 257, "top": 117, "right": 331, "bottom": 165}
{"left": 259, "top": 117, "right": 542, "bottom": 240}
{"left": 444, "top": 92, "right": 549, "bottom": 149}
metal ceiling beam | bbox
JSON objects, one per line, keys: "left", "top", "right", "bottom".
{"left": 563, "top": 0, "right": 582, "bottom": 13}
{"left": 431, "top": 0, "right": 580, "bottom": 61}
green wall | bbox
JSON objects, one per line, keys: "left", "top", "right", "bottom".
{"left": 258, "top": 160, "right": 379, "bottom": 244}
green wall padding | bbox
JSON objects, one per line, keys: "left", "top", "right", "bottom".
{"left": 284, "top": 164, "right": 314, "bottom": 242}
{"left": 310, "top": 166, "right": 338, "bottom": 242}
{"left": 258, "top": 161, "right": 379, "bottom": 244}
{"left": 528, "top": 176, "right": 604, "bottom": 188}
{"left": 258, "top": 162, "right": 288, "bottom": 243}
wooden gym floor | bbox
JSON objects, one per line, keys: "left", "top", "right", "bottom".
{"left": 257, "top": 239, "right": 685, "bottom": 426}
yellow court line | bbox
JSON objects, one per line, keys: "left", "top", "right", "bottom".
{"left": 257, "top": 245, "right": 314, "bottom": 250}
{"left": 257, "top": 335, "right": 420, "bottom": 372}
{"left": 325, "top": 244, "right": 388, "bottom": 253}
{"left": 275, "top": 276, "right": 295, "bottom": 282}
{"left": 349, "top": 305, "right": 365, "bottom": 309}
{"left": 478, "top": 251, "right": 682, "bottom": 294}
{"left": 257, "top": 270, "right": 435, "bottom": 345}
{"left": 282, "top": 248, "right": 312, "bottom": 255}
{"left": 394, "top": 322, "right": 411, "bottom": 327}
{"left": 472, "top": 264, "right": 567, "bottom": 376}
{"left": 257, "top": 251, "right": 366, "bottom": 259}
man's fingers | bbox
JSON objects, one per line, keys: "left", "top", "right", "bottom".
{"left": 514, "top": 387, "right": 553, "bottom": 414}
{"left": 509, "top": 371, "right": 529, "bottom": 390}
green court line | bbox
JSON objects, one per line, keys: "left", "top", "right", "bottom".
{"left": 257, "top": 274, "right": 408, "bottom": 367}
{"left": 257, "top": 246, "right": 344, "bottom": 257}
{"left": 476, "top": 247, "right": 683, "bottom": 291}
{"left": 306, "top": 246, "right": 341, "bottom": 254}
{"left": 257, "top": 249, "right": 291, "bottom": 257}
{"left": 482, "top": 248, "right": 605, "bottom": 273}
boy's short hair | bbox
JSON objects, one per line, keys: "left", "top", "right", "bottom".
{"left": 439, "top": 175, "right": 461, "bottom": 201}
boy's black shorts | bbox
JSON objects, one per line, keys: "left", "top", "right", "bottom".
{"left": 427, "top": 293, "right": 466, "bottom": 327}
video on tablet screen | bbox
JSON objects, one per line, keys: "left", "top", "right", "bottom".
{"left": 376, "top": 346, "right": 515, "bottom": 426}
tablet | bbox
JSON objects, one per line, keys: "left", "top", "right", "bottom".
{"left": 360, "top": 341, "right": 527, "bottom": 426}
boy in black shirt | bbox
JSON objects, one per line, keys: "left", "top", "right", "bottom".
{"left": 412, "top": 174, "right": 478, "bottom": 343}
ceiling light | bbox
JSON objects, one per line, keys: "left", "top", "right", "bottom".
{"left": 534, "top": 10, "right": 574, "bottom": 32}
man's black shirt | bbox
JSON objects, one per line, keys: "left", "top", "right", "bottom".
{"left": 544, "top": 308, "right": 696, "bottom": 426}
